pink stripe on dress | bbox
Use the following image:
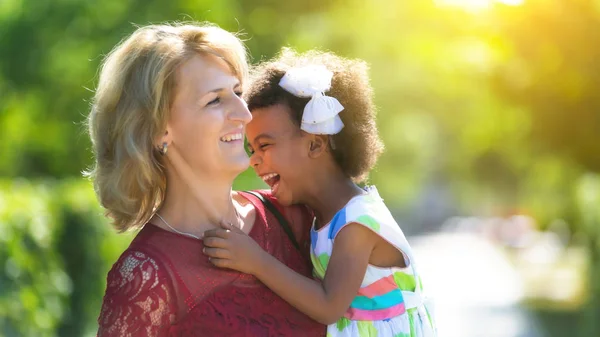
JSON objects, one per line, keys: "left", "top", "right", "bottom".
{"left": 357, "top": 274, "right": 397, "bottom": 298}
{"left": 344, "top": 302, "right": 406, "bottom": 321}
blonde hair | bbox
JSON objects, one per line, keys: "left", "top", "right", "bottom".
{"left": 85, "top": 22, "right": 248, "bottom": 231}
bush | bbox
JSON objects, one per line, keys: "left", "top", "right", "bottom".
{"left": 0, "top": 179, "right": 132, "bottom": 337}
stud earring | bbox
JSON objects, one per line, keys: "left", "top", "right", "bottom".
{"left": 158, "top": 142, "right": 168, "bottom": 155}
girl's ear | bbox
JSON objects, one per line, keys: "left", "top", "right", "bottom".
{"left": 308, "top": 134, "right": 328, "bottom": 159}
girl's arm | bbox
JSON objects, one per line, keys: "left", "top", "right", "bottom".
{"left": 202, "top": 222, "right": 378, "bottom": 325}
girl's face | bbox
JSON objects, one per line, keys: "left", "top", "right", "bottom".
{"left": 245, "top": 103, "right": 314, "bottom": 206}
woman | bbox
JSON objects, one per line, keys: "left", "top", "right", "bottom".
{"left": 87, "top": 22, "right": 325, "bottom": 336}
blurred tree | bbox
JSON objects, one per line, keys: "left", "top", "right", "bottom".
{"left": 0, "top": 0, "right": 336, "bottom": 179}
{"left": 0, "top": 1, "right": 342, "bottom": 335}
{"left": 1, "top": 0, "right": 599, "bottom": 335}
{"left": 490, "top": 0, "right": 600, "bottom": 334}
{"left": 492, "top": 0, "right": 600, "bottom": 173}
{"left": 0, "top": 179, "right": 131, "bottom": 336}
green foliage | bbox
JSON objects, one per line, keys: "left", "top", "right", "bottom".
{"left": 1, "top": 0, "right": 599, "bottom": 335}
{"left": 492, "top": 0, "right": 600, "bottom": 172}
{"left": 0, "top": 0, "right": 334, "bottom": 178}
{"left": 0, "top": 179, "right": 132, "bottom": 336}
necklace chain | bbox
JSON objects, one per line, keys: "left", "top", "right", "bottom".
{"left": 155, "top": 213, "right": 201, "bottom": 239}
{"left": 155, "top": 208, "right": 241, "bottom": 240}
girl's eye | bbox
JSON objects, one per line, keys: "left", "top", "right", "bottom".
{"left": 245, "top": 142, "right": 271, "bottom": 156}
{"left": 235, "top": 91, "right": 243, "bottom": 97}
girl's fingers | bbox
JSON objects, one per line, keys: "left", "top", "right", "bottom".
{"left": 203, "top": 247, "right": 231, "bottom": 259}
{"left": 202, "top": 236, "right": 228, "bottom": 248}
{"left": 208, "top": 257, "right": 231, "bottom": 269}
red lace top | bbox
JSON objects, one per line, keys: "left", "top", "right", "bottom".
{"left": 97, "top": 190, "right": 325, "bottom": 337}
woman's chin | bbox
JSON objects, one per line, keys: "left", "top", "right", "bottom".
{"left": 227, "top": 155, "right": 251, "bottom": 173}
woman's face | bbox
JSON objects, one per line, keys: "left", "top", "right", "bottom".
{"left": 246, "top": 103, "right": 313, "bottom": 206}
{"left": 165, "top": 54, "right": 251, "bottom": 178}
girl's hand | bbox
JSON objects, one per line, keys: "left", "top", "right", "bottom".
{"left": 202, "top": 221, "right": 267, "bottom": 275}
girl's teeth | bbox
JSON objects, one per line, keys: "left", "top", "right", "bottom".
{"left": 262, "top": 173, "right": 278, "bottom": 181}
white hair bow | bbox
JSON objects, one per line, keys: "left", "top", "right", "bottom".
{"left": 279, "top": 65, "right": 344, "bottom": 135}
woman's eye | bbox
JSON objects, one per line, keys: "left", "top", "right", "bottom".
{"left": 245, "top": 141, "right": 254, "bottom": 155}
{"left": 235, "top": 91, "right": 243, "bottom": 97}
{"left": 207, "top": 97, "right": 221, "bottom": 106}
{"left": 259, "top": 144, "right": 270, "bottom": 149}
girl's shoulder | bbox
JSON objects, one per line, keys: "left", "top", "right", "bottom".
{"left": 328, "top": 186, "right": 400, "bottom": 240}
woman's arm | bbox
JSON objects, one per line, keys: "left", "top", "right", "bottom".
{"left": 203, "top": 223, "right": 378, "bottom": 324}
{"left": 98, "top": 250, "right": 176, "bottom": 337}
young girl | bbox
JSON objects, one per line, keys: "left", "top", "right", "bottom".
{"left": 202, "top": 48, "right": 437, "bottom": 337}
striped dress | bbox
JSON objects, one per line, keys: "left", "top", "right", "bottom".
{"left": 310, "top": 186, "right": 437, "bottom": 337}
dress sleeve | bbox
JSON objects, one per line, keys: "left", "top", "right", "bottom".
{"left": 97, "top": 250, "right": 176, "bottom": 337}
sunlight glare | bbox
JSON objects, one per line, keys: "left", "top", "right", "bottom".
{"left": 436, "top": 0, "right": 524, "bottom": 11}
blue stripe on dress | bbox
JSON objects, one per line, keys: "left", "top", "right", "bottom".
{"left": 328, "top": 207, "right": 347, "bottom": 239}
{"left": 349, "top": 288, "right": 405, "bottom": 310}
{"left": 310, "top": 226, "right": 319, "bottom": 250}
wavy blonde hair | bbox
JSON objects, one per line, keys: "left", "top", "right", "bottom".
{"left": 85, "top": 22, "right": 248, "bottom": 232}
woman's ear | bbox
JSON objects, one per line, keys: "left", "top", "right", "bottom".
{"left": 307, "top": 134, "right": 329, "bottom": 158}
{"left": 157, "top": 123, "right": 173, "bottom": 144}
{"left": 155, "top": 127, "right": 172, "bottom": 153}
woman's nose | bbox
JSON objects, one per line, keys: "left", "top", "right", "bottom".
{"left": 228, "top": 95, "right": 252, "bottom": 124}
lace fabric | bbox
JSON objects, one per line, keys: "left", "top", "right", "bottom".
{"left": 97, "top": 190, "right": 325, "bottom": 337}
{"left": 98, "top": 251, "right": 176, "bottom": 337}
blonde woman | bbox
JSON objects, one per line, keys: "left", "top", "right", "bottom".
{"left": 88, "top": 22, "right": 325, "bottom": 336}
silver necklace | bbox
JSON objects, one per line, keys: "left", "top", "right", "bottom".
{"left": 155, "top": 213, "right": 201, "bottom": 239}
{"left": 155, "top": 209, "right": 241, "bottom": 240}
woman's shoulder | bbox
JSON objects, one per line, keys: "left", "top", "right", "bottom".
{"left": 235, "top": 189, "right": 273, "bottom": 202}
{"left": 99, "top": 248, "right": 177, "bottom": 336}
{"left": 238, "top": 189, "right": 313, "bottom": 245}
{"left": 104, "top": 226, "right": 181, "bottom": 297}
{"left": 104, "top": 247, "right": 170, "bottom": 296}
{"left": 239, "top": 189, "right": 310, "bottom": 214}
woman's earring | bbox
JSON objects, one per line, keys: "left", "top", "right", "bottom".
{"left": 158, "top": 142, "right": 168, "bottom": 155}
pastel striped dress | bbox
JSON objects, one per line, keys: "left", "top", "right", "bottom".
{"left": 310, "top": 186, "right": 437, "bottom": 337}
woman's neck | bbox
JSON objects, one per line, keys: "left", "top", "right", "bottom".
{"left": 155, "top": 165, "right": 241, "bottom": 238}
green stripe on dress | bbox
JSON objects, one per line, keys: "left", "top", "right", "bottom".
{"left": 310, "top": 251, "right": 328, "bottom": 278}
{"left": 393, "top": 272, "right": 416, "bottom": 291}
{"left": 337, "top": 317, "right": 352, "bottom": 332}
{"left": 356, "top": 215, "right": 380, "bottom": 232}
{"left": 408, "top": 308, "right": 416, "bottom": 337}
{"left": 357, "top": 321, "right": 378, "bottom": 337}
{"left": 394, "top": 332, "right": 411, "bottom": 337}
